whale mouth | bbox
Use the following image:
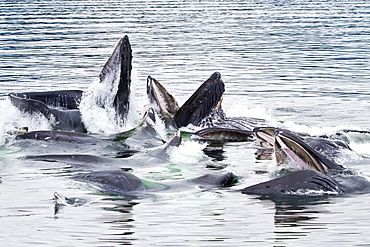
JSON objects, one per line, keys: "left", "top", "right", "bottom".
{"left": 146, "top": 72, "right": 225, "bottom": 129}
{"left": 195, "top": 127, "right": 253, "bottom": 141}
{"left": 173, "top": 72, "right": 225, "bottom": 128}
{"left": 146, "top": 76, "right": 179, "bottom": 123}
{"left": 9, "top": 91, "right": 83, "bottom": 111}
{"left": 274, "top": 131, "right": 327, "bottom": 173}
{"left": 273, "top": 130, "right": 344, "bottom": 174}
{"left": 254, "top": 127, "right": 276, "bottom": 147}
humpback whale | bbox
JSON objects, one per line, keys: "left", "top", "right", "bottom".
{"left": 254, "top": 127, "right": 356, "bottom": 165}
{"left": 173, "top": 72, "right": 225, "bottom": 128}
{"left": 15, "top": 109, "right": 181, "bottom": 159}
{"left": 272, "top": 129, "right": 346, "bottom": 173}
{"left": 9, "top": 90, "right": 85, "bottom": 132}
{"left": 72, "top": 169, "right": 237, "bottom": 196}
{"left": 147, "top": 72, "right": 268, "bottom": 140}
{"left": 15, "top": 130, "right": 101, "bottom": 144}
{"left": 73, "top": 170, "right": 147, "bottom": 194}
{"left": 114, "top": 108, "right": 167, "bottom": 150}
{"left": 242, "top": 169, "right": 370, "bottom": 196}
{"left": 147, "top": 76, "right": 179, "bottom": 126}
{"left": 242, "top": 128, "right": 370, "bottom": 196}
{"left": 9, "top": 36, "right": 132, "bottom": 133}
{"left": 147, "top": 72, "right": 225, "bottom": 128}
{"left": 194, "top": 127, "right": 254, "bottom": 141}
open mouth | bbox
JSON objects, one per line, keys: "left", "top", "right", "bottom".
{"left": 173, "top": 72, "right": 225, "bottom": 128}
{"left": 254, "top": 127, "right": 345, "bottom": 174}
{"left": 274, "top": 131, "right": 327, "bottom": 173}
{"left": 146, "top": 76, "right": 179, "bottom": 118}
{"left": 195, "top": 127, "right": 253, "bottom": 141}
{"left": 273, "top": 130, "right": 346, "bottom": 174}
{"left": 254, "top": 127, "right": 276, "bottom": 146}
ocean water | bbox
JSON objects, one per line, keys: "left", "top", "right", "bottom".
{"left": 1, "top": 1, "right": 370, "bottom": 246}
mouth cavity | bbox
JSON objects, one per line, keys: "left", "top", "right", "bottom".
{"left": 274, "top": 133, "right": 327, "bottom": 174}
{"left": 254, "top": 127, "right": 277, "bottom": 146}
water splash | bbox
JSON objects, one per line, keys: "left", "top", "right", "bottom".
{"left": 284, "top": 189, "right": 340, "bottom": 196}
{"left": 79, "top": 68, "right": 141, "bottom": 134}
{"left": 278, "top": 120, "right": 362, "bottom": 136}
{"left": 168, "top": 140, "right": 208, "bottom": 165}
{"left": 79, "top": 78, "right": 122, "bottom": 134}
{"left": 223, "top": 99, "right": 274, "bottom": 122}
{"left": 349, "top": 142, "right": 370, "bottom": 157}
{"left": 0, "top": 99, "right": 52, "bottom": 145}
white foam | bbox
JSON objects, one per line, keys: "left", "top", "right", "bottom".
{"left": 221, "top": 98, "right": 362, "bottom": 138}
{"left": 168, "top": 140, "right": 207, "bottom": 164}
{"left": 276, "top": 120, "right": 370, "bottom": 158}
{"left": 277, "top": 121, "right": 361, "bottom": 136}
{"left": 0, "top": 99, "right": 52, "bottom": 145}
{"left": 125, "top": 67, "right": 146, "bottom": 130}
{"left": 349, "top": 142, "right": 370, "bottom": 157}
{"left": 285, "top": 188, "right": 340, "bottom": 196}
{"left": 79, "top": 83, "right": 121, "bottom": 134}
{"left": 79, "top": 67, "right": 142, "bottom": 134}
{"left": 223, "top": 98, "right": 274, "bottom": 122}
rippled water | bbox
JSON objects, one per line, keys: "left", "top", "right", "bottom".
{"left": 1, "top": 1, "right": 370, "bottom": 246}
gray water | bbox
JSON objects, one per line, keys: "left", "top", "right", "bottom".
{"left": 1, "top": 1, "right": 370, "bottom": 246}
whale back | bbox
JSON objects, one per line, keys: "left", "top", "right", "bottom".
{"left": 73, "top": 170, "right": 146, "bottom": 195}
{"left": 242, "top": 170, "right": 344, "bottom": 196}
